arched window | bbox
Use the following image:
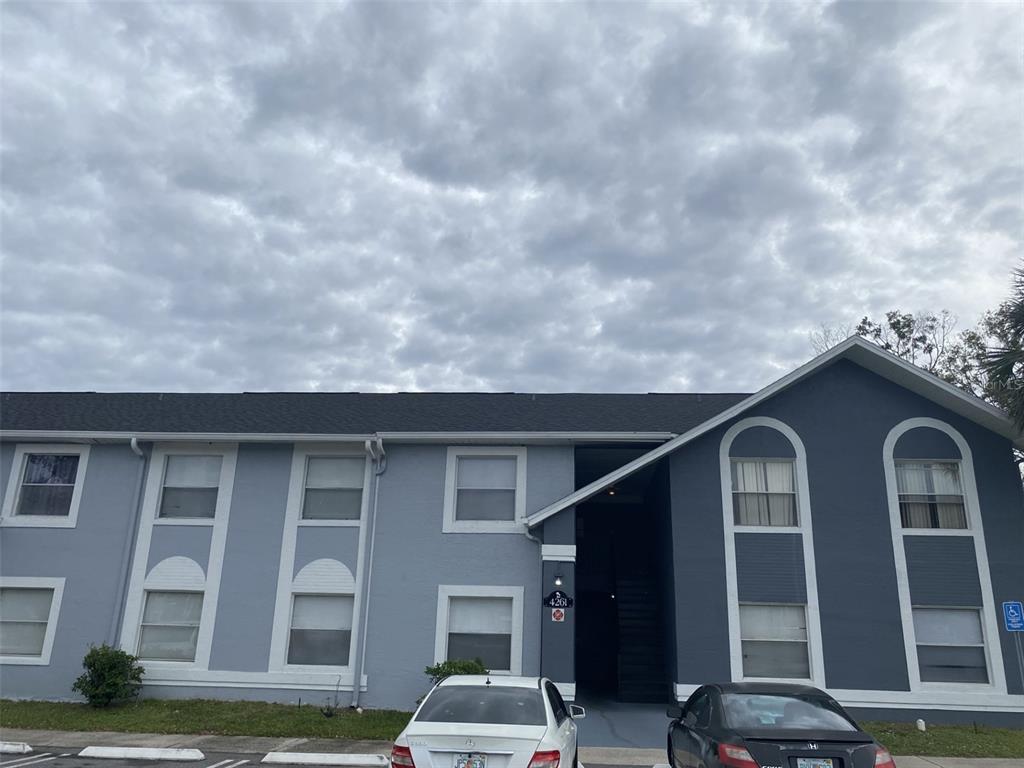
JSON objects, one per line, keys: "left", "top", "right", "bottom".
{"left": 137, "top": 556, "right": 206, "bottom": 663}
{"left": 285, "top": 558, "right": 356, "bottom": 668}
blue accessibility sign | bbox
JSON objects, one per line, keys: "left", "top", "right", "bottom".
{"left": 1003, "top": 601, "right": 1024, "bottom": 632}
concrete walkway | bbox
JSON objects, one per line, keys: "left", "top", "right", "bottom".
{"left": 2, "top": 728, "right": 1022, "bottom": 767}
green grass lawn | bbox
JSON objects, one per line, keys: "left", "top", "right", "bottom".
{"left": 2, "top": 700, "right": 1022, "bottom": 757}
{"left": 0, "top": 699, "right": 412, "bottom": 742}
{"left": 861, "top": 720, "right": 1024, "bottom": 758}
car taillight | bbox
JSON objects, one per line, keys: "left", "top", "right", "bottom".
{"left": 717, "top": 744, "right": 758, "bottom": 768}
{"left": 874, "top": 747, "right": 896, "bottom": 768}
{"left": 391, "top": 745, "right": 416, "bottom": 768}
{"left": 527, "top": 750, "right": 560, "bottom": 768}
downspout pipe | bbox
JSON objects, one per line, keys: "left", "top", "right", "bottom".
{"left": 350, "top": 436, "right": 386, "bottom": 709}
{"left": 108, "top": 437, "right": 149, "bottom": 646}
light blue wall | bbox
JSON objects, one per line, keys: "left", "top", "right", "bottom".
{"left": 147, "top": 526, "right": 212, "bottom": 574}
{"left": 294, "top": 527, "right": 359, "bottom": 576}
{"left": 0, "top": 442, "right": 145, "bottom": 699}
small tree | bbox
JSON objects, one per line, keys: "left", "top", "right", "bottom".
{"left": 72, "top": 644, "right": 144, "bottom": 707}
{"left": 424, "top": 659, "right": 488, "bottom": 687}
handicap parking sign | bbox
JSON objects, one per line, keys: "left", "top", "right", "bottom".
{"left": 1003, "top": 601, "right": 1024, "bottom": 632}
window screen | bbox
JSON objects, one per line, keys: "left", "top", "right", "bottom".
{"left": 896, "top": 462, "right": 967, "bottom": 529}
{"left": 138, "top": 591, "right": 203, "bottom": 661}
{"left": 16, "top": 455, "right": 80, "bottom": 516}
{"left": 447, "top": 596, "right": 514, "bottom": 671}
{"left": 287, "top": 594, "right": 354, "bottom": 666}
{"left": 159, "top": 456, "right": 222, "bottom": 518}
{"left": 913, "top": 607, "right": 988, "bottom": 683}
{"left": 731, "top": 460, "right": 797, "bottom": 526}
{"left": 739, "top": 603, "right": 810, "bottom": 679}
{"left": 0, "top": 588, "right": 54, "bottom": 657}
{"left": 302, "top": 458, "right": 364, "bottom": 520}
{"left": 455, "top": 457, "right": 517, "bottom": 522}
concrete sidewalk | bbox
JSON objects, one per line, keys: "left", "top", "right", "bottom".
{"left": 2, "top": 728, "right": 1022, "bottom": 767}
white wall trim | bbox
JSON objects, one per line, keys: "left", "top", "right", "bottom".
{"left": 270, "top": 444, "right": 369, "bottom": 675}
{"left": 882, "top": 417, "right": 1008, "bottom": 695}
{"left": 145, "top": 556, "right": 206, "bottom": 591}
{"left": 541, "top": 544, "right": 576, "bottom": 563}
{"left": 719, "top": 417, "right": 826, "bottom": 688}
{"left": 0, "top": 576, "right": 65, "bottom": 665}
{"left": 1, "top": 444, "right": 91, "bottom": 529}
{"left": 141, "top": 668, "right": 368, "bottom": 691}
{"left": 442, "top": 447, "right": 528, "bottom": 534}
{"left": 434, "top": 584, "right": 525, "bottom": 675}
{"left": 119, "top": 443, "right": 238, "bottom": 670}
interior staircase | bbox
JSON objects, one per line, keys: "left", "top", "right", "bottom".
{"left": 615, "top": 570, "right": 670, "bottom": 702}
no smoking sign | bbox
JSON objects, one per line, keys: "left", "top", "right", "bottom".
{"left": 551, "top": 608, "right": 565, "bottom": 622}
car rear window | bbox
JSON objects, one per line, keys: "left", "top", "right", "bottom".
{"left": 415, "top": 685, "right": 547, "bottom": 725}
{"left": 721, "top": 693, "right": 858, "bottom": 731}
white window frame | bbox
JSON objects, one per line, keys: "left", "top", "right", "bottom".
{"left": 297, "top": 453, "right": 368, "bottom": 528}
{"left": 137, "top": 589, "right": 205, "bottom": 663}
{"left": 719, "top": 417, "right": 825, "bottom": 687}
{"left": 1, "top": 444, "right": 91, "bottom": 528}
{"left": 442, "top": 447, "right": 527, "bottom": 533}
{"left": 911, "top": 605, "right": 991, "bottom": 686}
{"left": 154, "top": 449, "right": 230, "bottom": 526}
{"left": 0, "top": 576, "right": 65, "bottom": 665}
{"left": 893, "top": 459, "right": 970, "bottom": 532}
{"left": 737, "top": 601, "right": 812, "bottom": 682}
{"left": 729, "top": 457, "right": 800, "bottom": 530}
{"left": 883, "top": 417, "right": 1006, "bottom": 695}
{"left": 128, "top": 555, "right": 208, "bottom": 667}
{"left": 434, "top": 585, "right": 524, "bottom": 675}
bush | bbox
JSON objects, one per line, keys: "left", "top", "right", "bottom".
{"left": 424, "top": 658, "right": 489, "bottom": 687}
{"left": 72, "top": 644, "right": 144, "bottom": 707}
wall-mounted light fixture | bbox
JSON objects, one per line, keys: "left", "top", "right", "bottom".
{"left": 554, "top": 573, "right": 563, "bottom": 587}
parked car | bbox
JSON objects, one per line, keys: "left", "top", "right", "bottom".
{"left": 392, "top": 676, "right": 585, "bottom": 768}
{"left": 667, "top": 682, "right": 895, "bottom": 768}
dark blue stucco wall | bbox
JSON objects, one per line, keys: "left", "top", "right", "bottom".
{"left": 669, "top": 359, "right": 1024, "bottom": 695}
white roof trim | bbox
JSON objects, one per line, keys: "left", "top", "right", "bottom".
{"left": 526, "top": 336, "right": 1019, "bottom": 527}
{"left": 0, "top": 430, "right": 675, "bottom": 444}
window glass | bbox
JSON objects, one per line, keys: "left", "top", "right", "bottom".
{"left": 17, "top": 454, "right": 80, "bottom": 516}
{"left": 731, "top": 460, "right": 797, "bottom": 526}
{"left": 687, "top": 691, "right": 711, "bottom": 728}
{"left": 913, "top": 607, "right": 988, "bottom": 683}
{"left": 302, "top": 458, "right": 364, "bottom": 520}
{"left": 721, "top": 693, "right": 858, "bottom": 731}
{"left": 138, "top": 591, "right": 203, "bottom": 661}
{"left": 896, "top": 462, "right": 967, "bottom": 529}
{"left": 288, "top": 594, "right": 354, "bottom": 666}
{"left": 545, "top": 681, "right": 569, "bottom": 725}
{"left": 416, "top": 685, "right": 546, "bottom": 725}
{"left": 455, "top": 456, "right": 517, "bottom": 522}
{"left": 739, "top": 604, "right": 809, "bottom": 679}
{"left": 447, "top": 596, "right": 514, "bottom": 671}
{"left": 0, "top": 588, "right": 54, "bottom": 656}
{"left": 159, "top": 456, "right": 221, "bottom": 519}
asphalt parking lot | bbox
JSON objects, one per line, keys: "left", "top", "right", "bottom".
{"left": 3, "top": 751, "right": 258, "bottom": 768}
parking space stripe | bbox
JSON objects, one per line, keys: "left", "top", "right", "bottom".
{"left": 225, "top": 760, "right": 249, "bottom": 768}
{"left": 0, "top": 754, "right": 51, "bottom": 766}
{"left": 206, "top": 760, "right": 235, "bottom": 768}
{"left": 0, "top": 757, "right": 57, "bottom": 768}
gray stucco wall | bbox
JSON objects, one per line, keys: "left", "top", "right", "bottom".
{"left": 359, "top": 444, "right": 573, "bottom": 710}
{"left": 540, "top": 560, "right": 574, "bottom": 682}
{"left": 209, "top": 443, "right": 293, "bottom": 673}
{"left": 668, "top": 359, "right": 1024, "bottom": 698}
{"left": 734, "top": 532, "right": 806, "bottom": 604}
{"left": 147, "top": 526, "right": 212, "bottom": 575}
{"left": 0, "top": 442, "right": 144, "bottom": 699}
{"left": 294, "top": 526, "right": 360, "bottom": 576}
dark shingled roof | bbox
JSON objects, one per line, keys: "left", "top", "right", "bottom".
{"left": 0, "top": 391, "right": 750, "bottom": 435}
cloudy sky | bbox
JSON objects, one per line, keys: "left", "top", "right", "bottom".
{"left": 1, "top": 2, "right": 1020, "bottom": 394}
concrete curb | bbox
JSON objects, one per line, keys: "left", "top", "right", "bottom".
{"left": 0, "top": 743, "right": 33, "bottom": 755}
{"left": 78, "top": 747, "right": 206, "bottom": 761}
{"left": 261, "top": 755, "right": 388, "bottom": 767}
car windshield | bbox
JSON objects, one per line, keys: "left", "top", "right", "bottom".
{"left": 721, "top": 693, "right": 858, "bottom": 731}
{"left": 415, "top": 685, "right": 547, "bottom": 725}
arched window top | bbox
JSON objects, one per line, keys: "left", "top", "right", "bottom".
{"left": 146, "top": 555, "right": 205, "bottom": 591}
{"left": 893, "top": 426, "right": 962, "bottom": 460}
{"left": 293, "top": 558, "right": 356, "bottom": 594}
{"left": 728, "top": 425, "right": 797, "bottom": 459}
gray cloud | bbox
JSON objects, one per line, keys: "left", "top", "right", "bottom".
{"left": 1, "top": 1, "right": 1020, "bottom": 395}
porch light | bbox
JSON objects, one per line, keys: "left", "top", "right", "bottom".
{"left": 554, "top": 574, "right": 563, "bottom": 587}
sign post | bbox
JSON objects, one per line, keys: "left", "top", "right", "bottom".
{"left": 1002, "top": 601, "right": 1024, "bottom": 694}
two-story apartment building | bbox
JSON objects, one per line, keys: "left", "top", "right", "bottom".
{"left": 1, "top": 337, "right": 1022, "bottom": 726}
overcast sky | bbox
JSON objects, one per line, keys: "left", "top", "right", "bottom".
{"left": 1, "top": 2, "right": 1020, "bottom": 394}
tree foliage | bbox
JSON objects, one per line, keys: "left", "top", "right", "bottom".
{"left": 71, "top": 644, "right": 144, "bottom": 707}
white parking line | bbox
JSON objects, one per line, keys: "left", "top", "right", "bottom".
{"left": 0, "top": 757, "right": 57, "bottom": 768}
{"left": 224, "top": 760, "right": 249, "bottom": 768}
{"left": 206, "top": 760, "right": 236, "bottom": 768}
{"left": 0, "top": 754, "right": 51, "bottom": 766}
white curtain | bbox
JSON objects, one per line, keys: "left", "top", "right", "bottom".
{"left": 739, "top": 604, "right": 807, "bottom": 641}
{"left": 0, "top": 588, "right": 53, "bottom": 621}
{"left": 732, "top": 461, "right": 794, "bottom": 493}
{"left": 291, "top": 595, "right": 354, "bottom": 630}
{"left": 895, "top": 462, "right": 962, "bottom": 495}
{"left": 306, "top": 458, "right": 364, "bottom": 489}
{"left": 164, "top": 456, "right": 222, "bottom": 488}
{"left": 448, "top": 596, "right": 513, "bottom": 634}
{"left": 143, "top": 592, "right": 203, "bottom": 624}
{"left": 913, "top": 607, "right": 983, "bottom": 646}
{"left": 457, "top": 457, "right": 517, "bottom": 489}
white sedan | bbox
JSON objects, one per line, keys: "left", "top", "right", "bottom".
{"left": 392, "top": 676, "right": 585, "bottom": 768}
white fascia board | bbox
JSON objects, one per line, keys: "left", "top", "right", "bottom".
{"left": 526, "top": 337, "right": 1020, "bottom": 527}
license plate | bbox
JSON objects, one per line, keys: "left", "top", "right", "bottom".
{"left": 454, "top": 754, "right": 486, "bottom": 768}
{"left": 796, "top": 759, "right": 833, "bottom": 768}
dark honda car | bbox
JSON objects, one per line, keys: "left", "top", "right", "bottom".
{"left": 667, "top": 683, "right": 895, "bottom": 768}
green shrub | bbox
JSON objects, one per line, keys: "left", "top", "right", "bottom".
{"left": 71, "top": 644, "right": 144, "bottom": 707}
{"left": 424, "top": 658, "right": 489, "bottom": 687}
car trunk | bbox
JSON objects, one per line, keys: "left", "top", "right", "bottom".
{"left": 404, "top": 723, "right": 547, "bottom": 768}
{"left": 740, "top": 729, "right": 878, "bottom": 768}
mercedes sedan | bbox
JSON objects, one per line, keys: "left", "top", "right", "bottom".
{"left": 667, "top": 683, "right": 895, "bottom": 768}
{"left": 392, "top": 676, "right": 585, "bottom": 768}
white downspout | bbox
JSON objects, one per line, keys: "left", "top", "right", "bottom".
{"left": 108, "top": 437, "right": 148, "bottom": 645}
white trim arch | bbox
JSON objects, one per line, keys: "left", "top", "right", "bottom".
{"left": 293, "top": 558, "right": 356, "bottom": 594}
{"left": 882, "top": 417, "right": 1007, "bottom": 695}
{"left": 720, "top": 416, "right": 825, "bottom": 687}
{"left": 145, "top": 556, "right": 206, "bottom": 591}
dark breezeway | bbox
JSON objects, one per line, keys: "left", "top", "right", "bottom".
{"left": 573, "top": 446, "right": 675, "bottom": 705}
